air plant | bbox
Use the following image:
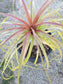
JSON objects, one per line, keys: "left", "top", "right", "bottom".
{"left": 0, "top": 0, "right": 63, "bottom": 84}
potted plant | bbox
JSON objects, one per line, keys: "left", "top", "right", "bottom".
{"left": 0, "top": 0, "right": 63, "bottom": 84}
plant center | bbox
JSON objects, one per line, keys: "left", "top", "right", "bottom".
{"left": 30, "top": 25, "right": 37, "bottom": 35}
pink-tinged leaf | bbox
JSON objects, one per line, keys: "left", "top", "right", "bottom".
{"left": 0, "top": 13, "right": 29, "bottom": 26}
{"left": 0, "top": 27, "right": 25, "bottom": 33}
{"left": 21, "top": 0, "right": 31, "bottom": 24}
{"left": 31, "top": 28, "right": 45, "bottom": 46}
{"left": 33, "top": 0, "right": 54, "bottom": 24}
{"left": 37, "top": 29, "right": 47, "bottom": 35}
{"left": 33, "top": 0, "right": 48, "bottom": 24}
{"left": 17, "top": 32, "right": 31, "bottom": 84}
{"left": 31, "top": 0, "right": 32, "bottom": 22}
{"left": 0, "top": 29, "right": 26, "bottom": 46}
{"left": 0, "top": 23, "right": 25, "bottom": 28}
{"left": 21, "top": 32, "right": 31, "bottom": 61}
{"left": 31, "top": 28, "right": 37, "bottom": 41}
{"left": 21, "top": 33, "right": 31, "bottom": 61}
{"left": 37, "top": 22, "right": 63, "bottom": 27}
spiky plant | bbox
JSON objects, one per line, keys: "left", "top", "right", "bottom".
{"left": 0, "top": 0, "right": 63, "bottom": 84}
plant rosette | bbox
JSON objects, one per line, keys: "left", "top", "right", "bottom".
{"left": 0, "top": 0, "right": 63, "bottom": 84}
{"left": 17, "top": 29, "right": 52, "bottom": 63}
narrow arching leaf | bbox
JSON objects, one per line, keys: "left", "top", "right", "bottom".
{"left": 0, "top": 13, "right": 29, "bottom": 26}
{"left": 57, "top": 31, "right": 63, "bottom": 42}
{"left": 17, "top": 32, "right": 30, "bottom": 84}
{"left": 23, "top": 37, "right": 34, "bottom": 65}
{"left": 0, "top": 29, "right": 25, "bottom": 46}
{"left": 21, "top": 0, "right": 31, "bottom": 24}
{"left": 33, "top": 0, "right": 54, "bottom": 24}
{"left": 39, "top": 8, "right": 60, "bottom": 22}
{"left": 12, "top": 0, "right": 15, "bottom": 15}
{"left": 2, "top": 33, "right": 25, "bottom": 74}
{"left": 0, "top": 17, "right": 9, "bottom": 29}
{"left": 34, "top": 49, "right": 39, "bottom": 65}
{"left": 33, "top": 0, "right": 49, "bottom": 24}
{"left": 31, "top": 28, "right": 49, "bottom": 69}
{"left": 37, "top": 21, "right": 63, "bottom": 27}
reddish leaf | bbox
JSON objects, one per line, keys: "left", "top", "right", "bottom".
{"left": 33, "top": 0, "right": 54, "bottom": 24}
{"left": 0, "top": 13, "right": 29, "bottom": 26}
{"left": 21, "top": 32, "right": 31, "bottom": 61}
{"left": 0, "top": 29, "right": 26, "bottom": 46}
{"left": 22, "top": 0, "right": 31, "bottom": 24}
{"left": 0, "top": 27, "right": 25, "bottom": 33}
{"left": 37, "top": 22, "right": 63, "bottom": 27}
{"left": 31, "top": 0, "right": 32, "bottom": 22}
{"left": 33, "top": 0, "right": 48, "bottom": 24}
{"left": 0, "top": 23, "right": 26, "bottom": 29}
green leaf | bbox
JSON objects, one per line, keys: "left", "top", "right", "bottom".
{"left": 37, "top": 25, "right": 46, "bottom": 30}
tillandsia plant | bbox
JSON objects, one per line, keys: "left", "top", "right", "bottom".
{"left": 0, "top": 0, "right": 63, "bottom": 84}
